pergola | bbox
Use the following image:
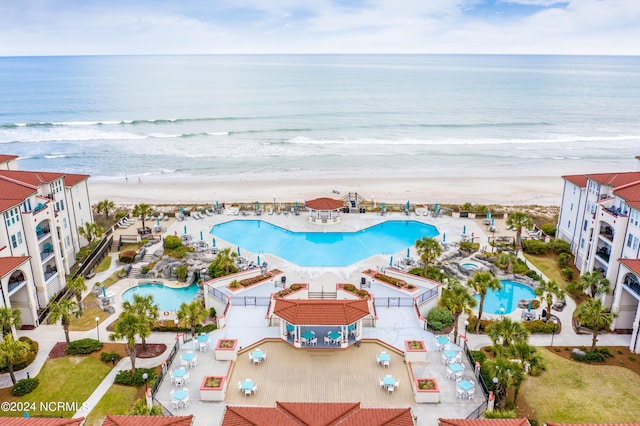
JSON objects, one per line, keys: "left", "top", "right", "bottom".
{"left": 305, "top": 197, "right": 344, "bottom": 224}
{"left": 273, "top": 299, "right": 370, "bottom": 348}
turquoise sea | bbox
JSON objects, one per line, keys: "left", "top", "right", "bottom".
{"left": 1, "top": 55, "right": 639, "bottom": 181}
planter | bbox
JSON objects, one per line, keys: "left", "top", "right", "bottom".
{"left": 404, "top": 340, "right": 427, "bottom": 363}
{"left": 200, "top": 376, "right": 226, "bottom": 401}
{"left": 414, "top": 378, "right": 440, "bottom": 403}
{"left": 215, "top": 338, "right": 238, "bottom": 361}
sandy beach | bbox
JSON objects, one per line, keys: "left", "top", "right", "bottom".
{"left": 88, "top": 175, "right": 562, "bottom": 207}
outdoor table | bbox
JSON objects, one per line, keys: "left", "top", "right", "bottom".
{"left": 301, "top": 331, "right": 314, "bottom": 343}
{"left": 443, "top": 350, "right": 457, "bottom": 359}
{"left": 378, "top": 353, "right": 391, "bottom": 362}
{"left": 328, "top": 331, "right": 341, "bottom": 341}
{"left": 383, "top": 376, "right": 396, "bottom": 387}
{"left": 251, "top": 350, "right": 265, "bottom": 361}
{"left": 173, "top": 368, "right": 187, "bottom": 378}
{"left": 181, "top": 352, "right": 194, "bottom": 362}
{"left": 436, "top": 336, "right": 450, "bottom": 345}
{"left": 172, "top": 389, "right": 188, "bottom": 401}
{"left": 457, "top": 380, "right": 473, "bottom": 391}
{"left": 287, "top": 324, "right": 295, "bottom": 332}
{"left": 240, "top": 380, "right": 255, "bottom": 391}
{"left": 448, "top": 363, "right": 464, "bottom": 373}
{"left": 197, "top": 334, "right": 208, "bottom": 343}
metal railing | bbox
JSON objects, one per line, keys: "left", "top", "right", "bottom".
{"left": 415, "top": 287, "right": 438, "bottom": 305}
{"left": 373, "top": 297, "right": 414, "bottom": 308}
{"left": 463, "top": 340, "right": 491, "bottom": 399}
{"left": 72, "top": 234, "right": 114, "bottom": 280}
{"left": 208, "top": 286, "right": 228, "bottom": 304}
{"left": 229, "top": 296, "right": 271, "bottom": 306}
{"left": 466, "top": 401, "right": 488, "bottom": 419}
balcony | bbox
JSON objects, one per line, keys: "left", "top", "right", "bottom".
{"left": 624, "top": 280, "right": 640, "bottom": 298}
{"left": 595, "top": 248, "right": 610, "bottom": 263}
{"left": 8, "top": 279, "right": 26, "bottom": 295}
{"left": 599, "top": 225, "right": 614, "bottom": 242}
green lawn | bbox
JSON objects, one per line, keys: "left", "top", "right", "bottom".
{"left": 84, "top": 384, "right": 138, "bottom": 426}
{"left": 523, "top": 253, "right": 570, "bottom": 287}
{"left": 522, "top": 349, "right": 640, "bottom": 422}
{"left": 94, "top": 256, "right": 112, "bottom": 273}
{"left": 14, "top": 356, "right": 111, "bottom": 417}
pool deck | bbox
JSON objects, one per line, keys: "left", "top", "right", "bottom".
{"left": 5, "top": 210, "right": 633, "bottom": 425}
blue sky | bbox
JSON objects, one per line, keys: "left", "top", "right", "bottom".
{"left": 0, "top": 0, "right": 638, "bottom": 56}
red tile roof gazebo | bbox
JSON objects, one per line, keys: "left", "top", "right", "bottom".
{"left": 305, "top": 197, "right": 344, "bottom": 224}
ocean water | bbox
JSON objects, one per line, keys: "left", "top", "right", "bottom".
{"left": 1, "top": 54, "right": 639, "bottom": 181}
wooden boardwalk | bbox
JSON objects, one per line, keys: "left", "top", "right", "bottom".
{"left": 225, "top": 340, "right": 414, "bottom": 407}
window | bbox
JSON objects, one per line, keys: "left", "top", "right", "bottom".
{"left": 22, "top": 199, "right": 32, "bottom": 212}
{"left": 16, "top": 231, "right": 23, "bottom": 245}
{"left": 580, "top": 238, "right": 585, "bottom": 249}
{"left": 631, "top": 210, "right": 640, "bottom": 227}
{"left": 634, "top": 236, "right": 639, "bottom": 251}
{"left": 62, "top": 218, "right": 67, "bottom": 229}
{"left": 628, "top": 234, "right": 634, "bottom": 248}
{"left": 570, "top": 203, "right": 574, "bottom": 211}
{"left": 65, "top": 236, "right": 71, "bottom": 248}
{"left": 78, "top": 202, "right": 81, "bottom": 210}
{"left": 4, "top": 207, "right": 20, "bottom": 226}
{"left": 11, "top": 234, "right": 17, "bottom": 248}
{"left": 567, "top": 220, "right": 571, "bottom": 228}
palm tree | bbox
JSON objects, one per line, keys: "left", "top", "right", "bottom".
{"left": 511, "top": 340, "right": 545, "bottom": 376}
{"left": 109, "top": 312, "right": 147, "bottom": 374}
{"left": 576, "top": 298, "right": 616, "bottom": 351}
{"left": 208, "top": 247, "right": 238, "bottom": 278}
{"left": 123, "top": 294, "right": 159, "bottom": 351}
{"left": 468, "top": 271, "right": 502, "bottom": 333}
{"left": 576, "top": 271, "right": 610, "bottom": 299}
{"left": 439, "top": 283, "right": 476, "bottom": 343}
{"left": 0, "top": 334, "right": 30, "bottom": 385}
{"left": 96, "top": 199, "right": 115, "bottom": 219}
{"left": 48, "top": 298, "right": 80, "bottom": 343}
{"left": 66, "top": 276, "right": 87, "bottom": 312}
{"left": 495, "top": 252, "right": 513, "bottom": 273}
{"left": 129, "top": 398, "right": 163, "bottom": 415}
{"left": 0, "top": 307, "right": 22, "bottom": 337}
{"left": 78, "top": 222, "right": 103, "bottom": 245}
{"left": 487, "top": 317, "right": 529, "bottom": 358}
{"left": 132, "top": 203, "right": 154, "bottom": 233}
{"left": 535, "top": 279, "right": 565, "bottom": 320}
{"left": 487, "top": 358, "right": 525, "bottom": 410}
{"left": 506, "top": 212, "right": 533, "bottom": 252}
{"left": 177, "top": 300, "right": 208, "bottom": 338}
{"left": 415, "top": 236, "right": 442, "bottom": 276}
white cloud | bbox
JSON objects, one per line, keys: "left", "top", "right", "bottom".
{"left": 0, "top": 0, "right": 638, "bottom": 55}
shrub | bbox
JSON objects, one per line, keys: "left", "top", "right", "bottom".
{"left": 174, "top": 265, "right": 188, "bottom": 281}
{"left": 229, "top": 280, "right": 240, "bottom": 289}
{"left": 629, "top": 355, "right": 636, "bottom": 361}
{"left": 101, "top": 352, "right": 122, "bottom": 364}
{"left": 525, "top": 269, "right": 540, "bottom": 280}
{"left": 426, "top": 307, "right": 453, "bottom": 330}
{"left": 522, "top": 240, "right": 548, "bottom": 255}
{"left": 561, "top": 267, "right": 574, "bottom": 280}
{"left": 470, "top": 350, "right": 487, "bottom": 364}
{"left": 119, "top": 250, "right": 137, "bottom": 263}
{"left": 467, "top": 316, "right": 496, "bottom": 333}
{"left": 374, "top": 273, "right": 406, "bottom": 288}
{"left": 512, "top": 261, "right": 530, "bottom": 275}
{"left": 115, "top": 368, "right": 157, "bottom": 387}
{"left": 558, "top": 252, "right": 571, "bottom": 268}
{"left": 549, "top": 239, "right": 571, "bottom": 255}
{"left": 195, "top": 323, "right": 217, "bottom": 334}
{"left": 523, "top": 319, "right": 556, "bottom": 333}
{"left": 164, "top": 235, "right": 182, "bottom": 249}
{"left": 209, "top": 307, "right": 217, "bottom": 318}
{"left": 539, "top": 223, "right": 557, "bottom": 236}
{"left": 12, "top": 378, "right": 39, "bottom": 396}
{"left": 1, "top": 337, "right": 38, "bottom": 373}
{"left": 459, "top": 241, "right": 480, "bottom": 253}
{"left": 66, "top": 338, "right": 103, "bottom": 355}
{"left": 141, "top": 266, "right": 150, "bottom": 275}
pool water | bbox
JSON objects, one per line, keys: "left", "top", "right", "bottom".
{"left": 473, "top": 280, "right": 536, "bottom": 315}
{"left": 462, "top": 263, "right": 479, "bottom": 270}
{"left": 210, "top": 220, "right": 439, "bottom": 267}
{"left": 122, "top": 283, "right": 199, "bottom": 312}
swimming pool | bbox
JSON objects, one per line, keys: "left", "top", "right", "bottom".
{"left": 122, "top": 283, "right": 199, "bottom": 312}
{"left": 473, "top": 280, "right": 536, "bottom": 315}
{"left": 210, "top": 220, "right": 439, "bottom": 267}
{"left": 462, "top": 263, "right": 479, "bottom": 270}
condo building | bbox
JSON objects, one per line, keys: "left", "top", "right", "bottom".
{"left": 0, "top": 154, "right": 92, "bottom": 331}
{"left": 557, "top": 156, "right": 640, "bottom": 353}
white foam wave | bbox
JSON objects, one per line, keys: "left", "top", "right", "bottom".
{"left": 149, "top": 133, "right": 181, "bottom": 138}
{"left": 287, "top": 135, "right": 640, "bottom": 146}
{"left": 44, "top": 153, "right": 66, "bottom": 159}
{"left": 206, "top": 132, "right": 229, "bottom": 136}
{"left": 0, "top": 127, "right": 147, "bottom": 144}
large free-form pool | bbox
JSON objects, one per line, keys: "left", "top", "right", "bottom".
{"left": 210, "top": 220, "right": 439, "bottom": 267}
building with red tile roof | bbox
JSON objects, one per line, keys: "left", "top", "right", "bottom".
{"left": 305, "top": 197, "right": 344, "bottom": 223}
{"left": 221, "top": 401, "right": 414, "bottom": 426}
{"left": 0, "top": 153, "right": 94, "bottom": 332}
{"left": 101, "top": 414, "right": 194, "bottom": 425}
{"left": 556, "top": 156, "right": 640, "bottom": 354}
{"left": 0, "top": 417, "right": 85, "bottom": 425}
{"left": 439, "top": 420, "right": 530, "bottom": 426}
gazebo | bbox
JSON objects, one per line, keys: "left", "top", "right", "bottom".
{"left": 272, "top": 299, "right": 370, "bottom": 348}
{"left": 305, "top": 197, "right": 344, "bottom": 224}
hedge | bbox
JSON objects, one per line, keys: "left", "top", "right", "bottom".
{"left": 119, "top": 250, "right": 137, "bottom": 263}
{"left": 0, "top": 337, "right": 38, "bottom": 373}
{"left": 115, "top": 368, "right": 157, "bottom": 387}
{"left": 101, "top": 351, "right": 122, "bottom": 364}
{"left": 66, "top": 338, "right": 103, "bottom": 355}
{"left": 12, "top": 378, "right": 39, "bottom": 396}
{"left": 427, "top": 307, "right": 453, "bottom": 330}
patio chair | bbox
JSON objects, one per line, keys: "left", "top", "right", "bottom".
{"left": 180, "top": 395, "right": 190, "bottom": 408}
{"left": 238, "top": 381, "right": 242, "bottom": 393}
{"left": 456, "top": 388, "right": 466, "bottom": 399}
{"left": 395, "top": 379, "right": 400, "bottom": 389}
{"left": 244, "top": 388, "right": 252, "bottom": 397}
{"left": 382, "top": 360, "right": 389, "bottom": 368}
{"left": 310, "top": 337, "right": 317, "bottom": 346}
{"left": 324, "top": 336, "right": 332, "bottom": 344}
{"left": 252, "top": 384, "right": 258, "bottom": 394}
{"left": 183, "top": 373, "right": 190, "bottom": 384}
{"left": 446, "top": 369, "right": 455, "bottom": 380}
{"left": 379, "top": 378, "right": 384, "bottom": 389}
{"left": 190, "top": 356, "right": 198, "bottom": 368}
{"left": 466, "top": 388, "right": 475, "bottom": 400}
{"left": 174, "top": 377, "right": 184, "bottom": 388}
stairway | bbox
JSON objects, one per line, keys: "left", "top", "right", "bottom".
{"left": 308, "top": 291, "right": 337, "bottom": 300}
